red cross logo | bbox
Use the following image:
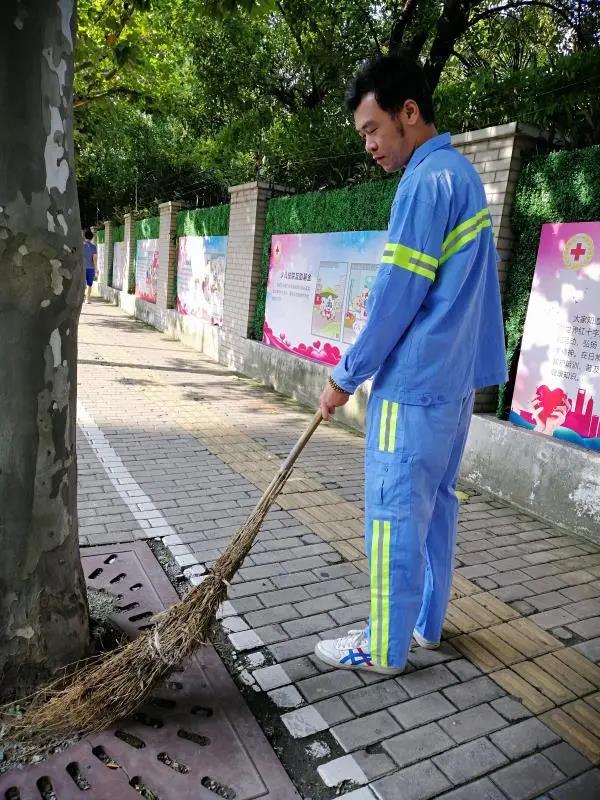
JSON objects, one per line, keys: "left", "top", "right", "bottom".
{"left": 563, "top": 233, "right": 594, "bottom": 270}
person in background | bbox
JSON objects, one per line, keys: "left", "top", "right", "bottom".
{"left": 315, "top": 54, "right": 507, "bottom": 675}
{"left": 83, "top": 228, "right": 97, "bottom": 304}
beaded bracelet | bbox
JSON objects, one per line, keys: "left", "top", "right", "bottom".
{"left": 328, "top": 376, "right": 351, "bottom": 395}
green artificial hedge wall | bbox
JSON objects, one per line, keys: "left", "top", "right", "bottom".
{"left": 135, "top": 215, "right": 160, "bottom": 240}
{"left": 500, "top": 145, "right": 600, "bottom": 416}
{"left": 112, "top": 223, "right": 124, "bottom": 243}
{"left": 251, "top": 178, "right": 399, "bottom": 341}
{"left": 176, "top": 204, "right": 230, "bottom": 237}
{"left": 96, "top": 228, "right": 105, "bottom": 244}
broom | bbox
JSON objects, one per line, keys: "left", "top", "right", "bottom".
{"left": 11, "top": 409, "right": 323, "bottom": 738}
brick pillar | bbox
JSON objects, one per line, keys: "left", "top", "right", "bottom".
{"left": 157, "top": 201, "right": 183, "bottom": 310}
{"left": 102, "top": 220, "right": 113, "bottom": 287}
{"left": 221, "top": 181, "right": 289, "bottom": 365}
{"left": 123, "top": 212, "right": 136, "bottom": 294}
{"left": 452, "top": 122, "right": 547, "bottom": 412}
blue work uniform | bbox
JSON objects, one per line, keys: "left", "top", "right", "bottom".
{"left": 331, "top": 132, "right": 507, "bottom": 669}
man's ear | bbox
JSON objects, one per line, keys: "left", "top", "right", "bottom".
{"left": 404, "top": 99, "right": 420, "bottom": 126}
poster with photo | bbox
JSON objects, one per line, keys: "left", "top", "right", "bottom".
{"left": 263, "top": 230, "right": 387, "bottom": 366}
{"left": 510, "top": 221, "right": 600, "bottom": 452}
{"left": 135, "top": 238, "right": 159, "bottom": 304}
{"left": 343, "top": 262, "right": 379, "bottom": 345}
{"left": 176, "top": 235, "right": 227, "bottom": 325}
{"left": 311, "top": 261, "right": 348, "bottom": 342}
{"left": 96, "top": 242, "right": 106, "bottom": 285}
{"left": 112, "top": 241, "right": 126, "bottom": 291}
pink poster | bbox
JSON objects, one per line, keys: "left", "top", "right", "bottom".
{"left": 510, "top": 222, "right": 600, "bottom": 452}
{"left": 263, "top": 231, "right": 386, "bottom": 366}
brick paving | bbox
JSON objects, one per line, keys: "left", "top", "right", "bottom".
{"left": 77, "top": 301, "right": 600, "bottom": 799}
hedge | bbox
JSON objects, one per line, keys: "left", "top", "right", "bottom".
{"left": 500, "top": 145, "right": 600, "bottom": 415}
{"left": 176, "top": 204, "right": 230, "bottom": 237}
{"left": 112, "top": 223, "right": 124, "bottom": 243}
{"left": 96, "top": 228, "right": 105, "bottom": 244}
{"left": 251, "top": 177, "right": 399, "bottom": 340}
{"left": 135, "top": 215, "right": 160, "bottom": 240}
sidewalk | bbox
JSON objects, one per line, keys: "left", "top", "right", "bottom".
{"left": 77, "top": 300, "right": 600, "bottom": 800}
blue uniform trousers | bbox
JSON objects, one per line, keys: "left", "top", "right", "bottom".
{"left": 364, "top": 391, "right": 475, "bottom": 669}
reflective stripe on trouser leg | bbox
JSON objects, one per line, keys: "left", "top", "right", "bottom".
{"left": 378, "top": 400, "right": 399, "bottom": 453}
{"left": 415, "top": 391, "right": 475, "bottom": 643}
{"left": 365, "top": 396, "right": 471, "bottom": 668}
{"left": 370, "top": 519, "right": 391, "bottom": 666}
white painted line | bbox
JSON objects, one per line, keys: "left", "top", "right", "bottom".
{"left": 77, "top": 401, "right": 200, "bottom": 568}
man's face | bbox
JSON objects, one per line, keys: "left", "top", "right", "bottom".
{"left": 354, "top": 92, "right": 415, "bottom": 173}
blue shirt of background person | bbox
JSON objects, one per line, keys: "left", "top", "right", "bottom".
{"left": 83, "top": 228, "right": 97, "bottom": 304}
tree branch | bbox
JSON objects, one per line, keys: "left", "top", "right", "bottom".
{"left": 389, "top": 0, "right": 420, "bottom": 53}
{"left": 73, "top": 87, "right": 145, "bottom": 108}
{"left": 469, "top": 1, "right": 574, "bottom": 28}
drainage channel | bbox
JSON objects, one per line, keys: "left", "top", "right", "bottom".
{"left": 0, "top": 542, "right": 300, "bottom": 800}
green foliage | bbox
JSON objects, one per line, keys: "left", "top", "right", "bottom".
{"left": 135, "top": 216, "right": 160, "bottom": 240}
{"left": 112, "top": 224, "right": 124, "bottom": 242}
{"left": 437, "top": 49, "right": 600, "bottom": 148}
{"left": 176, "top": 204, "right": 230, "bottom": 237}
{"left": 500, "top": 144, "right": 600, "bottom": 415}
{"left": 96, "top": 228, "right": 105, "bottom": 244}
{"left": 251, "top": 177, "right": 398, "bottom": 339}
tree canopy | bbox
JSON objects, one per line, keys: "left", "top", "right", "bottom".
{"left": 75, "top": 0, "right": 600, "bottom": 224}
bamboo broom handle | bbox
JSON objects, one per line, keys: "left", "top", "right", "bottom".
{"left": 260, "top": 409, "right": 323, "bottom": 499}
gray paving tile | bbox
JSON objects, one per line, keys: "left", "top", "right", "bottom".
{"left": 433, "top": 737, "right": 508, "bottom": 784}
{"left": 439, "top": 704, "right": 508, "bottom": 743}
{"left": 436, "top": 777, "right": 507, "bottom": 800}
{"left": 549, "top": 769, "right": 600, "bottom": 800}
{"left": 344, "top": 679, "right": 408, "bottom": 715}
{"left": 397, "top": 664, "right": 458, "bottom": 698}
{"left": 544, "top": 743, "right": 593, "bottom": 778}
{"left": 490, "top": 718, "right": 560, "bottom": 759}
{"left": 372, "top": 759, "right": 451, "bottom": 800}
{"left": 332, "top": 710, "right": 401, "bottom": 752}
{"left": 491, "top": 754, "right": 565, "bottom": 800}
{"left": 442, "top": 676, "right": 505, "bottom": 710}
{"left": 382, "top": 722, "right": 453, "bottom": 768}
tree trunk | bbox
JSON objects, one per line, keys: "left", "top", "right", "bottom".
{"left": 0, "top": 0, "right": 89, "bottom": 700}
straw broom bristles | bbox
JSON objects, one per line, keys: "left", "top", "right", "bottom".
{"left": 7, "top": 411, "right": 323, "bottom": 739}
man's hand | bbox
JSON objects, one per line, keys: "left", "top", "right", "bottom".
{"left": 320, "top": 382, "right": 350, "bottom": 421}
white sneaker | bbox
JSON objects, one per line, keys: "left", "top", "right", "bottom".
{"left": 314, "top": 629, "right": 403, "bottom": 675}
{"left": 412, "top": 629, "right": 440, "bottom": 650}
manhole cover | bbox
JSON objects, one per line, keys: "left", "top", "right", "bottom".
{"left": 0, "top": 542, "right": 299, "bottom": 800}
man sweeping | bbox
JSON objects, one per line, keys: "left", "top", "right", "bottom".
{"left": 315, "top": 55, "right": 507, "bottom": 675}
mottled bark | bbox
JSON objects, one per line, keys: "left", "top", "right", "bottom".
{"left": 0, "top": 0, "right": 89, "bottom": 700}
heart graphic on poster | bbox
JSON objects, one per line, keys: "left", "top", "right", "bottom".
{"left": 535, "top": 385, "right": 568, "bottom": 424}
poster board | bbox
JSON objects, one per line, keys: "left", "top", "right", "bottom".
{"left": 112, "top": 241, "right": 126, "bottom": 291}
{"left": 135, "top": 238, "right": 159, "bottom": 304}
{"left": 176, "top": 235, "right": 227, "bottom": 325}
{"left": 510, "top": 222, "right": 600, "bottom": 452}
{"left": 263, "top": 231, "right": 386, "bottom": 366}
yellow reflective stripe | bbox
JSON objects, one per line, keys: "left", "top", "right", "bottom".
{"left": 382, "top": 253, "right": 436, "bottom": 281}
{"left": 387, "top": 402, "right": 398, "bottom": 453}
{"left": 370, "top": 520, "right": 381, "bottom": 664}
{"left": 442, "top": 208, "right": 489, "bottom": 253}
{"left": 382, "top": 242, "right": 438, "bottom": 282}
{"left": 380, "top": 520, "right": 391, "bottom": 667}
{"left": 378, "top": 400, "right": 389, "bottom": 451}
{"left": 440, "top": 217, "right": 491, "bottom": 265}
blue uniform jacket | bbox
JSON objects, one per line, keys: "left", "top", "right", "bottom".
{"left": 331, "top": 133, "right": 507, "bottom": 404}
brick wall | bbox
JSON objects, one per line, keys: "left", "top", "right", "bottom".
{"left": 157, "top": 202, "right": 182, "bottom": 310}
{"left": 452, "top": 123, "right": 546, "bottom": 411}
{"left": 221, "top": 182, "right": 288, "bottom": 365}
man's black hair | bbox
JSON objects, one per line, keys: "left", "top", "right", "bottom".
{"left": 346, "top": 54, "right": 435, "bottom": 124}
{"left": 84, "top": 228, "right": 93, "bottom": 240}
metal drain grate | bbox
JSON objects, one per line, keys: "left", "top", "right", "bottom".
{"left": 0, "top": 542, "right": 299, "bottom": 800}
